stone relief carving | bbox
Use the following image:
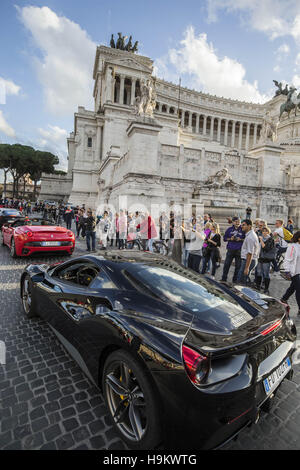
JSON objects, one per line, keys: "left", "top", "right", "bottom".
{"left": 206, "top": 151, "right": 221, "bottom": 162}
{"left": 203, "top": 168, "right": 238, "bottom": 190}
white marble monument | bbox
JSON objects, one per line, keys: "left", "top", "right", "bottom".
{"left": 40, "top": 39, "right": 300, "bottom": 226}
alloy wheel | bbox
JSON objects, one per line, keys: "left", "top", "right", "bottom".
{"left": 10, "top": 239, "right": 15, "bottom": 256}
{"left": 22, "top": 277, "right": 32, "bottom": 315}
{"left": 105, "top": 361, "right": 147, "bottom": 442}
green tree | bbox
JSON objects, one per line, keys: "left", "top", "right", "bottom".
{"left": 0, "top": 144, "right": 11, "bottom": 198}
{"left": 0, "top": 143, "right": 59, "bottom": 200}
{"left": 28, "top": 150, "right": 59, "bottom": 200}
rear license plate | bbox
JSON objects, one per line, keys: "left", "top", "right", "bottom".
{"left": 263, "top": 357, "right": 291, "bottom": 395}
{"left": 41, "top": 241, "right": 61, "bottom": 246}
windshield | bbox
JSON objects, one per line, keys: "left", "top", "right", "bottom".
{"left": 124, "top": 264, "right": 247, "bottom": 315}
{"left": 3, "top": 210, "right": 22, "bottom": 216}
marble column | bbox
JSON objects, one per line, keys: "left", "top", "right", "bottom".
{"left": 181, "top": 110, "right": 185, "bottom": 127}
{"left": 238, "top": 122, "right": 243, "bottom": 149}
{"left": 217, "top": 118, "right": 221, "bottom": 142}
{"left": 253, "top": 123, "right": 258, "bottom": 146}
{"left": 245, "top": 122, "right": 250, "bottom": 151}
{"left": 210, "top": 117, "right": 214, "bottom": 140}
{"left": 188, "top": 112, "right": 192, "bottom": 128}
{"left": 231, "top": 121, "right": 236, "bottom": 147}
{"left": 203, "top": 115, "right": 207, "bottom": 135}
{"left": 130, "top": 78, "right": 136, "bottom": 105}
{"left": 195, "top": 114, "right": 200, "bottom": 133}
{"left": 119, "top": 74, "right": 125, "bottom": 105}
{"left": 224, "top": 119, "right": 229, "bottom": 146}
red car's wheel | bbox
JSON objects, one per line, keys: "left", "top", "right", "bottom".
{"left": 10, "top": 238, "right": 18, "bottom": 258}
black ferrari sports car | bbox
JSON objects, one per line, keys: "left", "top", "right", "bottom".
{"left": 20, "top": 251, "right": 297, "bottom": 449}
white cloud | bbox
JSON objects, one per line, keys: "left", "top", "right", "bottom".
{"left": 155, "top": 26, "right": 268, "bottom": 103}
{"left": 276, "top": 43, "right": 290, "bottom": 58}
{"left": 206, "top": 0, "right": 300, "bottom": 42}
{"left": 0, "top": 77, "right": 21, "bottom": 104}
{"left": 0, "top": 111, "right": 16, "bottom": 138}
{"left": 37, "top": 125, "right": 68, "bottom": 169}
{"left": 17, "top": 5, "right": 96, "bottom": 116}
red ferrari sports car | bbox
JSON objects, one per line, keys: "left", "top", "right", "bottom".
{"left": 1, "top": 217, "right": 75, "bottom": 257}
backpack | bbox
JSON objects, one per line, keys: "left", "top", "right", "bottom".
{"left": 283, "top": 227, "right": 293, "bottom": 242}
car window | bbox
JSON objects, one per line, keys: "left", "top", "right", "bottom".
{"left": 3, "top": 210, "right": 22, "bottom": 216}
{"left": 89, "top": 270, "right": 116, "bottom": 290}
{"left": 125, "top": 264, "right": 247, "bottom": 315}
{"left": 52, "top": 261, "right": 100, "bottom": 287}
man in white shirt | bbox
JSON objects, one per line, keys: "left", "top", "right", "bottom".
{"left": 237, "top": 219, "right": 260, "bottom": 285}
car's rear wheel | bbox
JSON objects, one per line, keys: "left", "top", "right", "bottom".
{"left": 10, "top": 238, "right": 17, "bottom": 258}
{"left": 102, "top": 350, "right": 162, "bottom": 450}
{"left": 21, "top": 274, "right": 37, "bottom": 318}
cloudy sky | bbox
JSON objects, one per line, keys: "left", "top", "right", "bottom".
{"left": 1, "top": 0, "right": 300, "bottom": 170}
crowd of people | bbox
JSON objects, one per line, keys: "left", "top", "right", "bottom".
{"left": 0, "top": 197, "right": 34, "bottom": 215}
{"left": 1, "top": 197, "right": 299, "bottom": 314}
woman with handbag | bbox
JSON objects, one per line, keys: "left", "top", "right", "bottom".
{"left": 201, "top": 223, "right": 221, "bottom": 278}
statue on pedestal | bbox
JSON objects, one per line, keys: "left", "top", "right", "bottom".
{"left": 134, "top": 77, "right": 156, "bottom": 118}
{"left": 273, "top": 80, "right": 288, "bottom": 97}
{"left": 259, "top": 111, "right": 278, "bottom": 143}
{"left": 110, "top": 33, "right": 139, "bottom": 53}
{"left": 126, "top": 35, "right": 133, "bottom": 51}
{"left": 279, "top": 85, "right": 300, "bottom": 119}
{"left": 110, "top": 34, "right": 115, "bottom": 48}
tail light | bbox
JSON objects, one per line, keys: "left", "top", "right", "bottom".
{"left": 260, "top": 319, "right": 282, "bottom": 336}
{"left": 181, "top": 344, "right": 210, "bottom": 385}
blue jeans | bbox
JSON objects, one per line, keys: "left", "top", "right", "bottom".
{"left": 86, "top": 230, "right": 96, "bottom": 251}
{"left": 222, "top": 249, "right": 241, "bottom": 282}
{"left": 237, "top": 258, "right": 257, "bottom": 285}
{"left": 182, "top": 247, "right": 190, "bottom": 267}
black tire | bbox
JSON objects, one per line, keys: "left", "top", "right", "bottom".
{"left": 102, "top": 349, "right": 162, "bottom": 450}
{"left": 21, "top": 274, "right": 38, "bottom": 318}
{"left": 10, "top": 238, "right": 17, "bottom": 258}
{"left": 1, "top": 232, "right": 4, "bottom": 246}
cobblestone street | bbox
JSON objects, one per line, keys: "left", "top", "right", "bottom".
{"left": 1, "top": 238, "right": 300, "bottom": 450}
